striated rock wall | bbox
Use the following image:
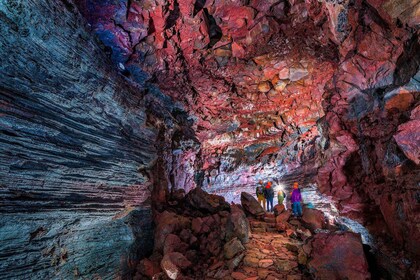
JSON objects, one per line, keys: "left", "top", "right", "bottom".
{"left": 0, "top": 0, "right": 177, "bottom": 278}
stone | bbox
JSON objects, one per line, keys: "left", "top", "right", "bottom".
{"left": 274, "top": 204, "right": 285, "bottom": 216}
{"left": 224, "top": 238, "right": 245, "bottom": 259}
{"left": 289, "top": 68, "right": 308, "bottom": 81}
{"left": 185, "top": 187, "right": 230, "bottom": 214}
{"left": 276, "top": 210, "right": 292, "bottom": 224}
{"left": 394, "top": 120, "right": 420, "bottom": 165}
{"left": 155, "top": 211, "right": 191, "bottom": 252}
{"left": 258, "top": 259, "right": 274, "bottom": 268}
{"left": 274, "top": 259, "right": 298, "bottom": 271}
{"left": 135, "top": 258, "right": 161, "bottom": 278}
{"left": 241, "top": 192, "right": 265, "bottom": 217}
{"left": 161, "top": 254, "right": 180, "bottom": 280}
{"left": 301, "top": 208, "right": 327, "bottom": 232}
{"left": 231, "top": 271, "right": 248, "bottom": 280}
{"left": 226, "top": 204, "right": 251, "bottom": 244}
{"left": 227, "top": 252, "right": 246, "bottom": 270}
{"left": 243, "top": 256, "right": 260, "bottom": 268}
{"left": 307, "top": 232, "right": 370, "bottom": 280}
{"left": 163, "top": 234, "right": 188, "bottom": 255}
{"left": 258, "top": 81, "right": 272, "bottom": 93}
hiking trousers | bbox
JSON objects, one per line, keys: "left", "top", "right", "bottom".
{"left": 292, "top": 202, "right": 302, "bottom": 216}
{"left": 267, "top": 197, "right": 274, "bottom": 212}
{"left": 257, "top": 195, "right": 266, "bottom": 211}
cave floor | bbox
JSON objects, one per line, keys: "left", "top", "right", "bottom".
{"left": 209, "top": 213, "right": 307, "bottom": 280}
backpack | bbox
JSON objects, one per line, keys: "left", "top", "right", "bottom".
{"left": 278, "top": 191, "right": 285, "bottom": 198}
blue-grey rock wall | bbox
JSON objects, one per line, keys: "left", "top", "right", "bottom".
{"left": 0, "top": 0, "right": 160, "bottom": 278}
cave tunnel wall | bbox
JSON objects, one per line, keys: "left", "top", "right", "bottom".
{"left": 0, "top": 0, "right": 165, "bottom": 278}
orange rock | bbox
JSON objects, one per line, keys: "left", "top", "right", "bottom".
{"left": 258, "top": 81, "right": 272, "bottom": 93}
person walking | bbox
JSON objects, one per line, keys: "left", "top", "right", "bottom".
{"left": 255, "top": 180, "right": 266, "bottom": 211}
{"left": 290, "top": 182, "right": 303, "bottom": 217}
{"left": 264, "top": 181, "right": 275, "bottom": 212}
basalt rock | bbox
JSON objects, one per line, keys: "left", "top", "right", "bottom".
{"left": 185, "top": 187, "right": 230, "bottom": 214}
{"left": 307, "top": 232, "right": 370, "bottom": 280}
{"left": 301, "top": 208, "right": 328, "bottom": 232}
{"left": 241, "top": 192, "right": 265, "bottom": 217}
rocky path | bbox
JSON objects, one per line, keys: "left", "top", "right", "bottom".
{"left": 135, "top": 190, "right": 371, "bottom": 280}
{"left": 229, "top": 213, "right": 306, "bottom": 280}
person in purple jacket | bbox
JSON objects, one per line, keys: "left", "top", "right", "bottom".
{"left": 290, "top": 182, "right": 303, "bottom": 217}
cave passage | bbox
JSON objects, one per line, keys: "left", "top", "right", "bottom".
{"left": 0, "top": 0, "right": 419, "bottom": 279}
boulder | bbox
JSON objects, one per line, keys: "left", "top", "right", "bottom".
{"left": 241, "top": 192, "right": 265, "bottom": 217}
{"left": 224, "top": 237, "right": 245, "bottom": 259}
{"left": 307, "top": 232, "right": 370, "bottom": 280}
{"left": 394, "top": 120, "right": 420, "bottom": 165}
{"left": 161, "top": 252, "right": 192, "bottom": 280}
{"left": 185, "top": 187, "right": 231, "bottom": 214}
{"left": 301, "top": 208, "right": 327, "bottom": 232}
{"left": 225, "top": 204, "right": 250, "bottom": 243}
{"left": 274, "top": 204, "right": 285, "bottom": 216}
{"left": 276, "top": 209, "right": 292, "bottom": 224}
{"left": 154, "top": 211, "right": 191, "bottom": 252}
{"left": 163, "top": 234, "right": 189, "bottom": 255}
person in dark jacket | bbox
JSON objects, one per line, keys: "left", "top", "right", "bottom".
{"left": 255, "top": 180, "right": 266, "bottom": 211}
{"left": 264, "top": 181, "right": 275, "bottom": 212}
{"left": 290, "top": 182, "right": 303, "bottom": 217}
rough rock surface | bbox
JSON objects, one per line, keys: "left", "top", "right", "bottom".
{"left": 0, "top": 0, "right": 196, "bottom": 278}
{"left": 241, "top": 192, "right": 265, "bottom": 217}
{"left": 307, "top": 232, "right": 370, "bottom": 280}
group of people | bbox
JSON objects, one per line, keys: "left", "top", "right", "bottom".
{"left": 255, "top": 180, "right": 303, "bottom": 217}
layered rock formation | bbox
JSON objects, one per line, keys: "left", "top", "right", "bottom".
{"left": 1, "top": 0, "right": 419, "bottom": 279}
{"left": 0, "top": 0, "right": 194, "bottom": 278}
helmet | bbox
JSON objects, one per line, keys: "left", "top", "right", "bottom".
{"left": 293, "top": 182, "right": 299, "bottom": 189}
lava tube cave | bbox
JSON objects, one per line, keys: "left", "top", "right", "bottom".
{"left": 0, "top": 0, "right": 419, "bottom": 279}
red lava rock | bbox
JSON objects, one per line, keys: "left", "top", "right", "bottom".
{"left": 135, "top": 258, "right": 161, "bottom": 279}
{"left": 163, "top": 234, "right": 189, "bottom": 255}
{"left": 241, "top": 192, "right": 265, "bottom": 217}
{"left": 226, "top": 204, "right": 251, "bottom": 244}
{"left": 185, "top": 187, "right": 231, "bottom": 214}
{"left": 301, "top": 208, "right": 327, "bottom": 232}
{"left": 231, "top": 271, "right": 247, "bottom": 280}
{"left": 224, "top": 237, "right": 245, "bottom": 259}
{"left": 154, "top": 211, "right": 191, "bottom": 252}
{"left": 307, "top": 232, "right": 370, "bottom": 280}
{"left": 258, "top": 259, "right": 274, "bottom": 268}
{"left": 394, "top": 120, "right": 420, "bottom": 165}
{"left": 276, "top": 209, "right": 292, "bottom": 224}
{"left": 273, "top": 204, "right": 285, "bottom": 216}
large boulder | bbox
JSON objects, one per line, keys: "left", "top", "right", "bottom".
{"left": 226, "top": 204, "right": 250, "bottom": 243}
{"left": 301, "top": 208, "right": 327, "bottom": 232}
{"left": 240, "top": 192, "right": 265, "bottom": 217}
{"left": 185, "top": 187, "right": 231, "bottom": 214}
{"left": 307, "top": 232, "right": 370, "bottom": 280}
